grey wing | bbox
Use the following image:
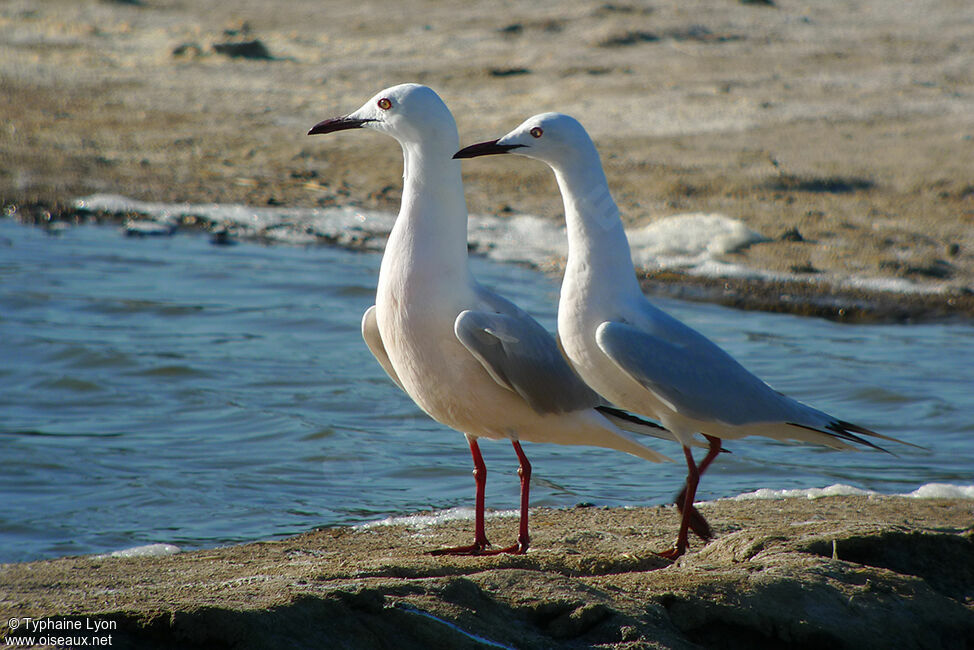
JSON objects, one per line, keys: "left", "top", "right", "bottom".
{"left": 454, "top": 308, "right": 603, "bottom": 415}
{"left": 361, "top": 305, "right": 405, "bottom": 391}
{"left": 596, "top": 320, "right": 801, "bottom": 426}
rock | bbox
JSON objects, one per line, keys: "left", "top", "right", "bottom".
{"left": 171, "top": 42, "right": 202, "bottom": 58}
{"left": 766, "top": 175, "right": 875, "bottom": 194}
{"left": 212, "top": 39, "right": 273, "bottom": 60}
{"left": 489, "top": 67, "right": 531, "bottom": 77}
{"left": 2, "top": 497, "right": 971, "bottom": 649}
{"left": 789, "top": 263, "right": 820, "bottom": 274}
{"left": 779, "top": 226, "right": 805, "bottom": 242}
{"left": 905, "top": 259, "right": 954, "bottom": 279}
{"left": 209, "top": 225, "right": 235, "bottom": 246}
{"left": 597, "top": 30, "right": 660, "bottom": 47}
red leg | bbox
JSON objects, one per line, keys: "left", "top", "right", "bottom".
{"left": 430, "top": 436, "right": 491, "bottom": 555}
{"left": 513, "top": 440, "right": 532, "bottom": 553}
{"left": 674, "top": 435, "right": 723, "bottom": 542}
{"left": 483, "top": 440, "right": 531, "bottom": 555}
{"left": 658, "top": 444, "right": 703, "bottom": 560}
{"left": 692, "top": 435, "right": 722, "bottom": 477}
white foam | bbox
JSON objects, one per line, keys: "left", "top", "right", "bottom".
{"left": 74, "top": 195, "right": 962, "bottom": 296}
{"left": 732, "top": 484, "right": 876, "bottom": 500}
{"left": 903, "top": 483, "right": 974, "bottom": 499}
{"left": 74, "top": 195, "right": 766, "bottom": 276}
{"left": 840, "top": 275, "right": 947, "bottom": 295}
{"left": 123, "top": 219, "right": 177, "bottom": 236}
{"left": 356, "top": 483, "right": 972, "bottom": 530}
{"left": 76, "top": 194, "right": 396, "bottom": 249}
{"left": 259, "top": 225, "right": 320, "bottom": 245}
{"left": 468, "top": 213, "right": 566, "bottom": 264}
{"left": 628, "top": 213, "right": 769, "bottom": 270}
{"left": 730, "top": 482, "right": 974, "bottom": 502}
{"left": 357, "top": 507, "right": 518, "bottom": 530}
{"left": 96, "top": 543, "right": 182, "bottom": 559}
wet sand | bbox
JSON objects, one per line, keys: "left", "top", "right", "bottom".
{"left": 2, "top": 497, "right": 972, "bottom": 648}
{"left": 1, "top": 0, "right": 973, "bottom": 319}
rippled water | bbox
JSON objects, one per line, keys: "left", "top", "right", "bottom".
{"left": 1, "top": 217, "right": 971, "bottom": 563}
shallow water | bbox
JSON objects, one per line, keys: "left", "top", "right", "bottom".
{"left": 1, "top": 217, "right": 971, "bottom": 563}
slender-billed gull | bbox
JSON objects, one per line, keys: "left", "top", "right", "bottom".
{"left": 455, "top": 112, "right": 916, "bottom": 558}
{"left": 308, "top": 86, "right": 677, "bottom": 555}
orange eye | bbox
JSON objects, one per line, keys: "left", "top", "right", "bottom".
{"left": 530, "top": 126, "right": 543, "bottom": 138}
{"left": 377, "top": 97, "right": 392, "bottom": 110}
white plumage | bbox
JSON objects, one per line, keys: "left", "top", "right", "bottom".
{"left": 455, "top": 112, "right": 914, "bottom": 557}
{"left": 310, "top": 86, "right": 674, "bottom": 555}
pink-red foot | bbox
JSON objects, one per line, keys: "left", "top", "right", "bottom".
{"left": 656, "top": 545, "right": 687, "bottom": 561}
{"left": 478, "top": 541, "right": 528, "bottom": 556}
{"left": 429, "top": 540, "right": 528, "bottom": 556}
{"left": 429, "top": 541, "right": 491, "bottom": 556}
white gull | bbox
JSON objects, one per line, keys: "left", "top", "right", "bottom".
{"left": 308, "top": 86, "right": 676, "bottom": 555}
{"left": 455, "top": 112, "right": 917, "bottom": 558}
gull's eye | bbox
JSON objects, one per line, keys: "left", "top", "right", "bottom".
{"left": 530, "top": 126, "right": 543, "bottom": 138}
{"left": 377, "top": 97, "right": 392, "bottom": 110}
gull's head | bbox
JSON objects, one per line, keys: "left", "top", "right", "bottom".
{"left": 308, "top": 83, "right": 457, "bottom": 147}
{"left": 453, "top": 112, "right": 595, "bottom": 168}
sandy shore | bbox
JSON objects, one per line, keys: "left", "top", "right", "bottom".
{"left": 2, "top": 497, "right": 972, "bottom": 648}
{"left": 2, "top": 0, "right": 973, "bottom": 319}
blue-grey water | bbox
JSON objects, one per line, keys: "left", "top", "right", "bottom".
{"left": 1, "top": 217, "right": 971, "bottom": 564}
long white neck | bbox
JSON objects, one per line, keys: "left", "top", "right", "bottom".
{"left": 384, "top": 133, "right": 470, "bottom": 284}
{"left": 553, "top": 146, "right": 642, "bottom": 300}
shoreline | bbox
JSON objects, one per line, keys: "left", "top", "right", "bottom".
{"left": 5, "top": 482, "right": 971, "bottom": 567}
{"left": 639, "top": 271, "right": 974, "bottom": 324}
{"left": 3, "top": 496, "right": 972, "bottom": 648}
{"left": 6, "top": 200, "right": 974, "bottom": 324}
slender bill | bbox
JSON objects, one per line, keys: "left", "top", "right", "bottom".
{"left": 453, "top": 139, "right": 525, "bottom": 159}
{"left": 308, "top": 116, "right": 373, "bottom": 136}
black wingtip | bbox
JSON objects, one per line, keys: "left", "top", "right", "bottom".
{"left": 595, "top": 405, "right": 666, "bottom": 431}
{"left": 832, "top": 419, "right": 927, "bottom": 450}
{"left": 785, "top": 420, "right": 908, "bottom": 455}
